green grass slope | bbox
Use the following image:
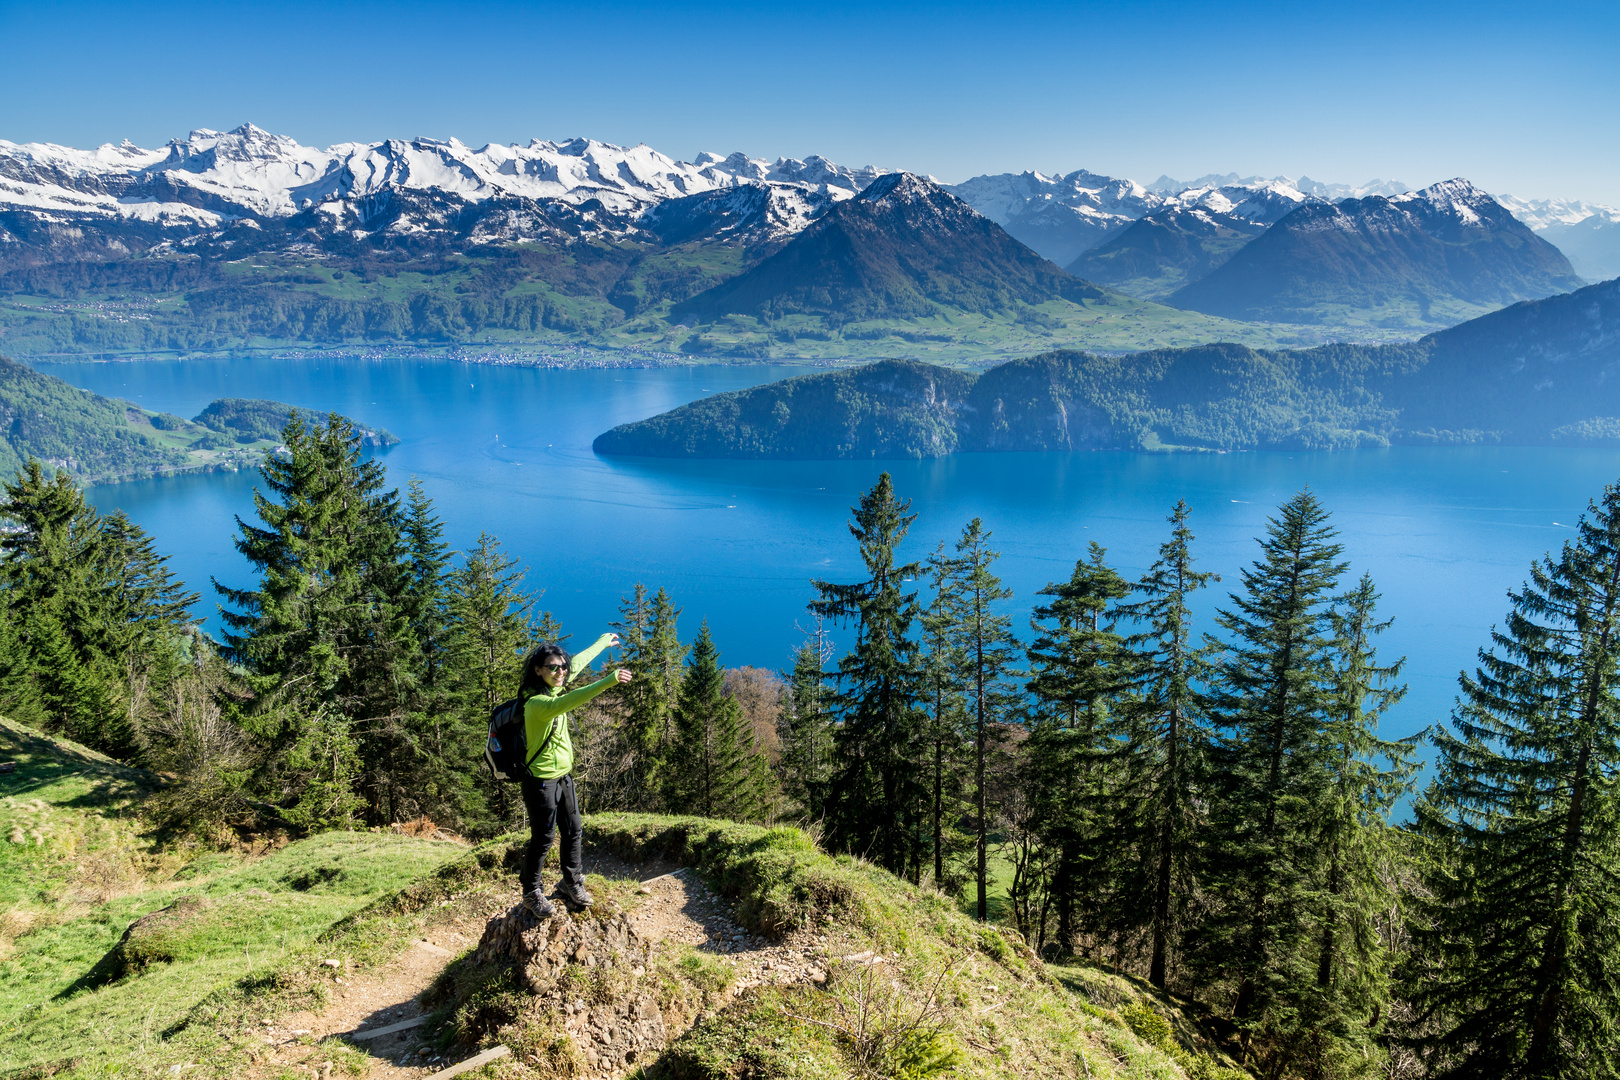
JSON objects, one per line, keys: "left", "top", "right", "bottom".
{"left": 0, "top": 716, "right": 466, "bottom": 1077}
{"left": 426, "top": 814, "right": 1251, "bottom": 1080}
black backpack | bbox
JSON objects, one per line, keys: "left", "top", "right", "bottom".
{"left": 484, "top": 696, "right": 559, "bottom": 783}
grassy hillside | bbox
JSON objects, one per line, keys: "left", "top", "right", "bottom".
{"left": 0, "top": 716, "right": 1254, "bottom": 1079}
{"left": 0, "top": 716, "right": 467, "bottom": 1076}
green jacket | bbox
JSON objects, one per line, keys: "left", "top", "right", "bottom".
{"left": 524, "top": 633, "right": 616, "bottom": 780}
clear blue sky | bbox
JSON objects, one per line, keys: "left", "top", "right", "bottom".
{"left": 4, "top": 0, "right": 1617, "bottom": 204}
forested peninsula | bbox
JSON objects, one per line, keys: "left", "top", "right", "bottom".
{"left": 595, "top": 277, "right": 1620, "bottom": 457}
{"left": 0, "top": 355, "right": 395, "bottom": 483}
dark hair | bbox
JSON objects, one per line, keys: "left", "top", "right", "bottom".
{"left": 518, "top": 643, "right": 570, "bottom": 700}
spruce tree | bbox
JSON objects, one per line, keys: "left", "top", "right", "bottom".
{"left": 216, "top": 413, "right": 411, "bottom": 824}
{"left": 1113, "top": 499, "right": 1219, "bottom": 990}
{"left": 446, "top": 533, "right": 543, "bottom": 715}
{"left": 442, "top": 532, "right": 545, "bottom": 827}
{"left": 1195, "top": 490, "right": 1346, "bottom": 1068}
{"left": 94, "top": 511, "right": 197, "bottom": 758}
{"left": 1412, "top": 482, "right": 1620, "bottom": 1080}
{"left": 936, "top": 519, "right": 1021, "bottom": 920}
{"left": 667, "top": 621, "right": 776, "bottom": 821}
{"left": 1, "top": 463, "right": 194, "bottom": 755}
{"left": 0, "top": 462, "right": 102, "bottom": 622}
{"left": 1024, "top": 542, "right": 1134, "bottom": 952}
{"left": 1299, "top": 573, "right": 1414, "bottom": 1074}
{"left": 810, "top": 473, "right": 925, "bottom": 876}
{"left": 919, "top": 543, "right": 972, "bottom": 892}
{"left": 22, "top": 607, "right": 104, "bottom": 744}
{"left": 779, "top": 627, "right": 835, "bottom": 821}
{"left": 610, "top": 582, "right": 686, "bottom": 809}
{"left": 401, "top": 477, "right": 453, "bottom": 689}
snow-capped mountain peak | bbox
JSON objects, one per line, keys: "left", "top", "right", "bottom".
{"left": 0, "top": 124, "right": 893, "bottom": 233}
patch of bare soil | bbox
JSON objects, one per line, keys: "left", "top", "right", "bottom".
{"left": 629, "top": 867, "right": 831, "bottom": 995}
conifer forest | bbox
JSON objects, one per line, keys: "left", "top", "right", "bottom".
{"left": 7, "top": 414, "right": 1620, "bottom": 1080}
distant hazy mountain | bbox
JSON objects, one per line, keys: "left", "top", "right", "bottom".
{"left": 1168, "top": 180, "right": 1584, "bottom": 330}
{"left": 942, "top": 170, "right": 1158, "bottom": 266}
{"left": 1065, "top": 209, "right": 1269, "bottom": 300}
{"left": 668, "top": 173, "right": 1102, "bottom": 325}
{"left": 1147, "top": 173, "right": 1410, "bottom": 200}
{"left": 1498, "top": 194, "right": 1620, "bottom": 281}
{"left": 947, "top": 170, "right": 1409, "bottom": 269}
{"left": 595, "top": 276, "right": 1620, "bottom": 458}
{"left": 1395, "top": 276, "right": 1620, "bottom": 438}
{"left": 1066, "top": 183, "right": 1312, "bottom": 300}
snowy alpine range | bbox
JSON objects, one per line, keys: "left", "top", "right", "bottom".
{"left": 3, "top": 123, "right": 1616, "bottom": 278}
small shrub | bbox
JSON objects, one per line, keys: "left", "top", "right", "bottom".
{"left": 1121, "top": 1001, "right": 1174, "bottom": 1051}
{"left": 975, "top": 926, "right": 1009, "bottom": 962}
{"left": 507, "top": 1023, "right": 583, "bottom": 1076}
{"left": 787, "top": 955, "right": 965, "bottom": 1079}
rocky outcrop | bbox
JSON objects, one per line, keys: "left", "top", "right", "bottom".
{"left": 476, "top": 902, "right": 666, "bottom": 1076}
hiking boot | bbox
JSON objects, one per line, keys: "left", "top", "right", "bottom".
{"left": 521, "top": 891, "right": 555, "bottom": 919}
{"left": 557, "top": 880, "right": 594, "bottom": 910}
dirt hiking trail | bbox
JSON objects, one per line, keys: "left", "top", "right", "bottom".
{"left": 246, "top": 845, "right": 839, "bottom": 1079}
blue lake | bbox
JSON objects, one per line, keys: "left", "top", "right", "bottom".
{"left": 36, "top": 356, "right": 1620, "bottom": 756}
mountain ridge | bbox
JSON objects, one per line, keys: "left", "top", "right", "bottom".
{"left": 666, "top": 173, "right": 1105, "bottom": 326}
{"left": 1167, "top": 180, "right": 1584, "bottom": 331}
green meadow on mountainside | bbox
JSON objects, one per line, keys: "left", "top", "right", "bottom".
{"left": 9, "top": 401, "right": 1620, "bottom": 1077}
{"left": 0, "top": 243, "right": 1356, "bottom": 365}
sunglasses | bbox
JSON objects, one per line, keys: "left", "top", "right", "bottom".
{"left": 540, "top": 662, "right": 568, "bottom": 672}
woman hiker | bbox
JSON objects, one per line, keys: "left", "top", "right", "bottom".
{"left": 516, "top": 632, "right": 632, "bottom": 918}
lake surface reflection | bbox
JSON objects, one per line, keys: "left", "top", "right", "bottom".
{"left": 38, "top": 355, "right": 1620, "bottom": 753}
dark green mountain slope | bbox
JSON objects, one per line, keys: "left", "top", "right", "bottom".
{"left": 0, "top": 355, "right": 395, "bottom": 484}
{"left": 1067, "top": 208, "right": 1268, "bottom": 300}
{"left": 593, "top": 359, "right": 978, "bottom": 458}
{"left": 668, "top": 172, "right": 1105, "bottom": 323}
{"left": 0, "top": 354, "right": 190, "bottom": 481}
{"left": 194, "top": 398, "right": 397, "bottom": 447}
{"left": 1169, "top": 180, "right": 1584, "bottom": 331}
{"left": 595, "top": 276, "right": 1620, "bottom": 457}
{"left": 1392, "top": 276, "right": 1620, "bottom": 440}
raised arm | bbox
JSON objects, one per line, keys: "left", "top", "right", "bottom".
{"left": 569, "top": 632, "right": 617, "bottom": 679}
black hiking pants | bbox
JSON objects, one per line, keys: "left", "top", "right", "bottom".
{"left": 520, "top": 773, "right": 583, "bottom": 896}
